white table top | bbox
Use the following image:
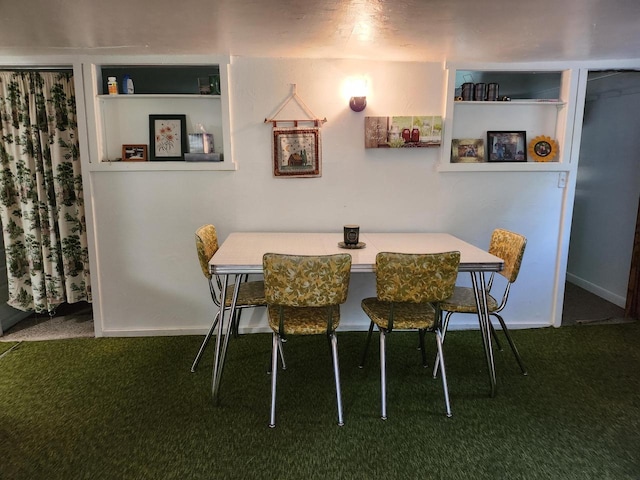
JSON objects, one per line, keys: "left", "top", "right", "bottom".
{"left": 210, "top": 232, "right": 503, "bottom": 275}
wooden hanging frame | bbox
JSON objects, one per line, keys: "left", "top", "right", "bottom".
{"left": 264, "top": 84, "right": 327, "bottom": 128}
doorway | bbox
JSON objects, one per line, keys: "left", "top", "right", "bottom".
{"left": 563, "top": 70, "right": 640, "bottom": 324}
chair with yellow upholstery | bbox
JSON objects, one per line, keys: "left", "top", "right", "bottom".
{"left": 434, "top": 228, "right": 527, "bottom": 377}
{"left": 263, "top": 252, "right": 352, "bottom": 428}
{"left": 360, "top": 251, "right": 461, "bottom": 419}
{"left": 191, "top": 224, "right": 268, "bottom": 373}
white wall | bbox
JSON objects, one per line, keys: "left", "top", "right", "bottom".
{"left": 86, "top": 57, "right": 570, "bottom": 336}
{"left": 567, "top": 71, "right": 640, "bottom": 307}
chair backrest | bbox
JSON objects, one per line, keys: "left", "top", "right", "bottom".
{"left": 263, "top": 253, "right": 352, "bottom": 307}
{"left": 375, "top": 251, "right": 461, "bottom": 303}
{"left": 195, "top": 224, "right": 219, "bottom": 280}
{"left": 488, "top": 229, "right": 527, "bottom": 284}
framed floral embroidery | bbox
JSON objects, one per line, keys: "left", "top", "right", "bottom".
{"left": 149, "top": 114, "right": 187, "bottom": 161}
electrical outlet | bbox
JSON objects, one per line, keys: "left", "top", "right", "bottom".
{"left": 558, "top": 171, "right": 567, "bottom": 188}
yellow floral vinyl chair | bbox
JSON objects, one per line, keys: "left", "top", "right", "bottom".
{"left": 191, "top": 224, "right": 268, "bottom": 372}
{"left": 263, "top": 252, "right": 352, "bottom": 428}
{"left": 360, "top": 251, "right": 461, "bottom": 419}
{"left": 433, "top": 228, "right": 527, "bottom": 377}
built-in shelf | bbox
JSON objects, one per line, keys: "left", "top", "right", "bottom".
{"left": 440, "top": 66, "right": 578, "bottom": 171}
{"left": 454, "top": 100, "right": 566, "bottom": 106}
{"left": 437, "top": 162, "right": 568, "bottom": 172}
{"left": 88, "top": 161, "right": 236, "bottom": 172}
{"left": 84, "top": 59, "right": 234, "bottom": 170}
{"left": 97, "top": 94, "right": 221, "bottom": 100}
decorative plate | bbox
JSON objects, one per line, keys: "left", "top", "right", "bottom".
{"left": 528, "top": 135, "right": 559, "bottom": 162}
{"left": 338, "top": 242, "right": 366, "bottom": 249}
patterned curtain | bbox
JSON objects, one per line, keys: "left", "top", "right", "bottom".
{"left": 0, "top": 71, "right": 91, "bottom": 313}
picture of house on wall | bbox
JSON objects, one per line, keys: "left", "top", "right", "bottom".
{"left": 272, "top": 127, "right": 321, "bottom": 177}
{"left": 364, "top": 116, "right": 442, "bottom": 148}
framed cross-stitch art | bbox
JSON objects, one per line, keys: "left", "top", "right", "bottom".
{"left": 272, "top": 128, "right": 321, "bottom": 177}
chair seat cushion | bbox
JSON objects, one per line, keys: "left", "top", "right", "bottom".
{"left": 361, "top": 298, "right": 436, "bottom": 330}
{"left": 266, "top": 305, "right": 340, "bottom": 335}
{"left": 224, "top": 281, "right": 266, "bottom": 307}
{"left": 440, "top": 286, "right": 499, "bottom": 313}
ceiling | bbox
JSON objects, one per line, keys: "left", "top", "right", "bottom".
{"left": 2, "top": 0, "right": 640, "bottom": 63}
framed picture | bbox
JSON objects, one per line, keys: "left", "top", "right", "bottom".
{"left": 272, "top": 128, "right": 321, "bottom": 177}
{"left": 451, "top": 138, "right": 485, "bottom": 163}
{"left": 487, "top": 131, "right": 527, "bottom": 162}
{"left": 122, "top": 144, "right": 147, "bottom": 162}
{"left": 528, "top": 135, "right": 559, "bottom": 162}
{"left": 149, "top": 114, "right": 188, "bottom": 161}
{"left": 364, "top": 115, "right": 443, "bottom": 149}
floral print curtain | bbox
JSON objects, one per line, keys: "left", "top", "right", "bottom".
{"left": 0, "top": 71, "right": 91, "bottom": 313}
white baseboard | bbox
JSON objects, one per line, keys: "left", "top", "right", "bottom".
{"left": 99, "top": 319, "right": 552, "bottom": 337}
{"left": 566, "top": 273, "right": 626, "bottom": 308}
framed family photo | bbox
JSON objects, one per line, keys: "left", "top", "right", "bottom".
{"left": 272, "top": 128, "right": 321, "bottom": 177}
{"left": 122, "top": 144, "right": 147, "bottom": 162}
{"left": 451, "top": 138, "right": 485, "bottom": 163}
{"left": 149, "top": 114, "right": 188, "bottom": 161}
{"left": 487, "top": 131, "right": 527, "bottom": 162}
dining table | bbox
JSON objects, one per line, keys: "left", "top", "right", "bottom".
{"left": 208, "top": 232, "right": 504, "bottom": 402}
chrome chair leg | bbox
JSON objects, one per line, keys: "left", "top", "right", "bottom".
{"left": 419, "top": 329, "right": 427, "bottom": 367}
{"left": 269, "top": 333, "right": 279, "bottom": 428}
{"left": 329, "top": 333, "right": 344, "bottom": 427}
{"left": 493, "top": 313, "right": 527, "bottom": 375}
{"left": 267, "top": 337, "right": 287, "bottom": 374}
{"left": 435, "top": 329, "right": 452, "bottom": 417}
{"left": 278, "top": 337, "right": 287, "bottom": 370}
{"left": 432, "top": 311, "right": 453, "bottom": 378}
{"left": 232, "top": 309, "right": 243, "bottom": 338}
{"left": 359, "top": 321, "right": 375, "bottom": 368}
{"left": 488, "top": 320, "right": 503, "bottom": 351}
{"left": 379, "top": 328, "right": 387, "bottom": 420}
{"left": 191, "top": 310, "right": 220, "bottom": 373}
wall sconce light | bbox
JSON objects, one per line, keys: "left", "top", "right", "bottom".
{"left": 346, "top": 76, "right": 369, "bottom": 112}
{"left": 349, "top": 96, "right": 367, "bottom": 112}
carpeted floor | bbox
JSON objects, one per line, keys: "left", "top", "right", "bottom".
{"left": 1, "top": 323, "right": 639, "bottom": 480}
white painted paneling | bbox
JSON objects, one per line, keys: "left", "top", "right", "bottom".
{"left": 87, "top": 57, "right": 572, "bottom": 336}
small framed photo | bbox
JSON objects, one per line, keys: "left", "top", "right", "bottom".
{"left": 528, "top": 135, "right": 559, "bottom": 162}
{"left": 149, "top": 114, "right": 188, "bottom": 161}
{"left": 487, "top": 131, "right": 527, "bottom": 162}
{"left": 272, "top": 128, "right": 321, "bottom": 177}
{"left": 122, "top": 144, "right": 147, "bottom": 162}
{"left": 451, "top": 138, "right": 485, "bottom": 163}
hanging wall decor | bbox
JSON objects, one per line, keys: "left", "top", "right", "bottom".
{"left": 265, "top": 84, "right": 326, "bottom": 178}
{"left": 272, "top": 128, "right": 321, "bottom": 177}
{"left": 364, "top": 116, "right": 442, "bottom": 148}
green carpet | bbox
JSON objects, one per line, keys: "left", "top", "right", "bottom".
{"left": 1, "top": 323, "right": 639, "bottom": 479}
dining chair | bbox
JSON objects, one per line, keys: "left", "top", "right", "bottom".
{"left": 433, "top": 228, "right": 528, "bottom": 377}
{"left": 263, "top": 252, "right": 352, "bottom": 428}
{"left": 360, "top": 251, "right": 461, "bottom": 419}
{"left": 191, "top": 224, "right": 269, "bottom": 373}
